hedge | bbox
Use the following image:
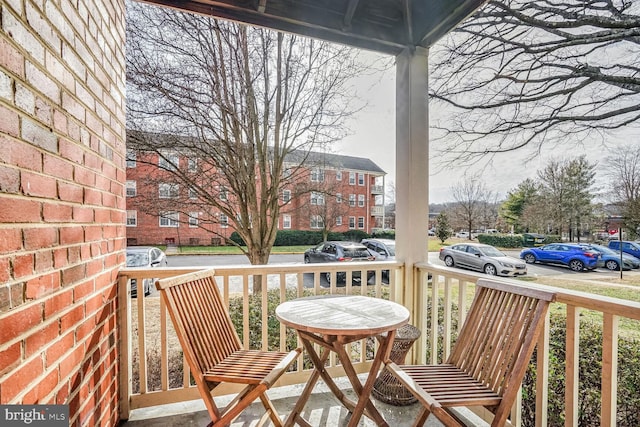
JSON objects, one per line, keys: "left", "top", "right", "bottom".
{"left": 477, "top": 233, "right": 526, "bottom": 248}
{"left": 230, "top": 229, "right": 372, "bottom": 246}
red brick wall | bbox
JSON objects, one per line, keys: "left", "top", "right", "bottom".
{"left": 0, "top": 0, "right": 126, "bottom": 426}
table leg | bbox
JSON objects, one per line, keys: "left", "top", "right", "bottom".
{"left": 333, "top": 333, "right": 395, "bottom": 427}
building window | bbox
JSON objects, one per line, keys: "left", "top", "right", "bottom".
{"left": 336, "top": 193, "right": 342, "bottom": 203}
{"left": 349, "top": 172, "right": 356, "bottom": 185}
{"left": 126, "top": 210, "right": 137, "bottom": 227}
{"left": 311, "top": 168, "right": 325, "bottom": 182}
{"left": 336, "top": 216, "right": 342, "bottom": 226}
{"left": 283, "top": 214, "right": 291, "bottom": 229}
{"left": 349, "top": 216, "right": 356, "bottom": 229}
{"left": 219, "top": 213, "right": 228, "bottom": 228}
{"left": 159, "top": 183, "right": 179, "bottom": 198}
{"left": 126, "top": 150, "right": 136, "bottom": 168}
{"left": 159, "top": 211, "right": 179, "bottom": 227}
{"left": 188, "top": 212, "right": 198, "bottom": 228}
{"left": 189, "top": 187, "right": 197, "bottom": 199}
{"left": 358, "top": 216, "right": 365, "bottom": 229}
{"left": 349, "top": 194, "right": 356, "bottom": 207}
{"left": 311, "top": 191, "right": 325, "bottom": 205}
{"left": 358, "top": 194, "right": 365, "bottom": 207}
{"left": 126, "top": 180, "right": 136, "bottom": 197}
{"left": 187, "top": 157, "right": 197, "bottom": 172}
{"left": 283, "top": 189, "right": 291, "bottom": 203}
{"left": 358, "top": 173, "right": 365, "bottom": 186}
{"left": 159, "top": 151, "right": 179, "bottom": 171}
{"left": 311, "top": 215, "right": 324, "bottom": 229}
{"left": 283, "top": 168, "right": 292, "bottom": 178}
{"left": 219, "top": 186, "right": 228, "bottom": 201}
{"left": 336, "top": 170, "right": 342, "bottom": 181}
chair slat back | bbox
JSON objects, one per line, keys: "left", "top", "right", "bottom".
{"left": 447, "top": 279, "right": 555, "bottom": 398}
{"left": 156, "top": 269, "right": 242, "bottom": 375}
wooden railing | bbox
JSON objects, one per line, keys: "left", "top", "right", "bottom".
{"left": 118, "top": 261, "right": 640, "bottom": 426}
{"left": 117, "top": 260, "right": 403, "bottom": 418}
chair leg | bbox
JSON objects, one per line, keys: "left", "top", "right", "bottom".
{"left": 413, "top": 407, "right": 431, "bottom": 427}
{"left": 259, "top": 393, "right": 283, "bottom": 426}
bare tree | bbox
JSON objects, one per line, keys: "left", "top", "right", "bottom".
{"left": 536, "top": 156, "right": 597, "bottom": 240}
{"left": 430, "top": 0, "right": 640, "bottom": 166}
{"left": 126, "top": 2, "right": 369, "bottom": 273}
{"left": 450, "top": 177, "right": 495, "bottom": 238}
{"left": 605, "top": 145, "right": 640, "bottom": 238}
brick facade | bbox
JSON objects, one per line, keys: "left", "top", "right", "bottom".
{"left": 0, "top": 0, "right": 126, "bottom": 426}
{"left": 125, "top": 148, "right": 386, "bottom": 246}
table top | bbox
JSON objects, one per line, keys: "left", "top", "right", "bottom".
{"left": 276, "top": 295, "right": 410, "bottom": 336}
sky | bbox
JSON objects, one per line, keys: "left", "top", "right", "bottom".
{"left": 335, "top": 54, "right": 639, "bottom": 205}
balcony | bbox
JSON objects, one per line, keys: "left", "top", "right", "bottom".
{"left": 371, "top": 185, "right": 384, "bottom": 195}
{"left": 118, "top": 262, "right": 640, "bottom": 426}
{"left": 370, "top": 206, "right": 384, "bottom": 216}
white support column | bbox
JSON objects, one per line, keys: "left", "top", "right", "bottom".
{"left": 395, "top": 47, "right": 430, "bottom": 335}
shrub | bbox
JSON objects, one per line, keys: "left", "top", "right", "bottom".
{"left": 543, "top": 234, "right": 562, "bottom": 244}
{"left": 477, "top": 233, "right": 525, "bottom": 248}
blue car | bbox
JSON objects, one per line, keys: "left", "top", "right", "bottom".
{"left": 586, "top": 244, "right": 640, "bottom": 271}
{"left": 520, "top": 243, "right": 603, "bottom": 272}
{"left": 607, "top": 240, "right": 640, "bottom": 259}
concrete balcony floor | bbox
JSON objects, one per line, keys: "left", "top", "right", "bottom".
{"left": 122, "top": 375, "right": 445, "bottom": 427}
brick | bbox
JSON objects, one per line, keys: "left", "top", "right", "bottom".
{"left": 0, "top": 342, "right": 21, "bottom": 375}
{"left": 0, "top": 165, "right": 20, "bottom": 195}
{"left": 0, "top": 286, "right": 9, "bottom": 312}
{"left": 0, "top": 69, "right": 13, "bottom": 101}
{"left": 59, "top": 138, "right": 84, "bottom": 164}
{"left": 15, "top": 82, "right": 35, "bottom": 114}
{"left": 34, "top": 249, "right": 53, "bottom": 273}
{"left": 61, "top": 263, "right": 85, "bottom": 286}
{"left": 21, "top": 171, "right": 57, "bottom": 198}
{"left": 23, "top": 227, "right": 57, "bottom": 250}
{"left": 60, "top": 304, "right": 84, "bottom": 333}
{"left": 1, "top": 355, "right": 44, "bottom": 404}
{"left": 44, "top": 154, "right": 73, "bottom": 180}
{"left": 74, "top": 166, "right": 95, "bottom": 186}
{"left": 3, "top": 12, "right": 45, "bottom": 65}
{"left": 22, "top": 368, "right": 59, "bottom": 404}
{"left": 0, "top": 228, "right": 21, "bottom": 254}
{"left": 59, "top": 344, "right": 84, "bottom": 381}
{"left": 26, "top": 60, "right": 60, "bottom": 102}
{"left": 55, "top": 381, "right": 69, "bottom": 404}
{"left": 0, "top": 105, "right": 19, "bottom": 137}
{"left": 44, "top": 289, "right": 73, "bottom": 319}
{"left": 60, "top": 226, "right": 83, "bottom": 245}
{"left": 25, "top": 322, "right": 59, "bottom": 357}
{"left": 0, "top": 38, "right": 25, "bottom": 77}
{"left": 73, "top": 206, "right": 94, "bottom": 222}
{"left": 26, "top": 271, "right": 60, "bottom": 299}
{"left": 0, "top": 258, "right": 10, "bottom": 285}
{"left": 21, "top": 118, "right": 58, "bottom": 153}
{"left": 52, "top": 109, "right": 68, "bottom": 134}
{"left": 58, "top": 182, "right": 83, "bottom": 203}
{"left": 34, "top": 96, "right": 51, "bottom": 125}
{"left": 0, "top": 303, "right": 42, "bottom": 343}
{"left": 72, "top": 280, "right": 93, "bottom": 300}
{"left": 43, "top": 202, "right": 73, "bottom": 222}
{"left": 93, "top": 208, "right": 110, "bottom": 223}
{"left": 0, "top": 197, "right": 41, "bottom": 222}
{"left": 3, "top": 136, "right": 43, "bottom": 170}
{"left": 83, "top": 188, "right": 102, "bottom": 205}
{"left": 13, "top": 253, "right": 34, "bottom": 278}
{"left": 84, "top": 293, "right": 104, "bottom": 315}
{"left": 26, "top": 2, "right": 61, "bottom": 56}
{"left": 45, "top": 331, "right": 74, "bottom": 368}
{"left": 9, "top": 282, "right": 24, "bottom": 308}
{"left": 52, "top": 248, "right": 67, "bottom": 269}
{"left": 76, "top": 314, "right": 96, "bottom": 341}
{"left": 61, "top": 91, "right": 84, "bottom": 121}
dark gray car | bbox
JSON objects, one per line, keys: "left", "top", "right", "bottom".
{"left": 303, "top": 241, "right": 374, "bottom": 284}
{"left": 439, "top": 242, "right": 527, "bottom": 277}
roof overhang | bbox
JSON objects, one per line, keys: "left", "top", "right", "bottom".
{"left": 135, "top": 0, "right": 487, "bottom": 55}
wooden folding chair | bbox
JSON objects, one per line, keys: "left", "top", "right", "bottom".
{"left": 155, "top": 269, "right": 301, "bottom": 426}
{"left": 387, "top": 279, "right": 556, "bottom": 427}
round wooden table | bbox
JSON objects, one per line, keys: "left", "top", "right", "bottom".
{"left": 276, "top": 295, "right": 410, "bottom": 427}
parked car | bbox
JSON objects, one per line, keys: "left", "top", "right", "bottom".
{"left": 439, "top": 243, "right": 527, "bottom": 277}
{"left": 361, "top": 238, "right": 395, "bottom": 280}
{"left": 126, "top": 246, "right": 167, "bottom": 296}
{"left": 607, "top": 240, "right": 640, "bottom": 259}
{"left": 303, "top": 241, "right": 375, "bottom": 284}
{"left": 520, "top": 243, "right": 603, "bottom": 272}
{"left": 455, "top": 231, "right": 474, "bottom": 239}
{"left": 585, "top": 244, "right": 640, "bottom": 271}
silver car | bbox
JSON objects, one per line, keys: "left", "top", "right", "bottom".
{"left": 439, "top": 243, "right": 527, "bottom": 277}
{"left": 126, "top": 246, "right": 167, "bottom": 296}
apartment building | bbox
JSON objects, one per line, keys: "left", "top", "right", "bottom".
{"left": 125, "top": 142, "right": 386, "bottom": 246}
